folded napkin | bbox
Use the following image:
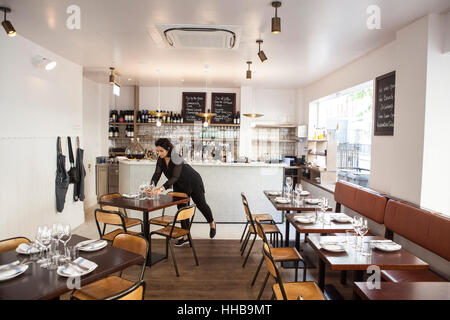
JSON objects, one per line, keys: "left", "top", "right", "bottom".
{"left": 306, "top": 199, "right": 319, "bottom": 204}
{"left": 17, "top": 243, "right": 39, "bottom": 254}
{"left": 300, "top": 191, "right": 310, "bottom": 196}
{"left": 0, "top": 260, "right": 19, "bottom": 271}
{"left": 0, "top": 263, "right": 27, "bottom": 280}
{"left": 370, "top": 240, "right": 394, "bottom": 243}
{"left": 294, "top": 216, "right": 314, "bottom": 224}
{"left": 77, "top": 239, "right": 106, "bottom": 250}
{"left": 275, "top": 197, "right": 290, "bottom": 203}
{"left": 59, "top": 257, "right": 98, "bottom": 276}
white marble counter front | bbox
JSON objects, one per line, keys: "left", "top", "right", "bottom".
{"left": 119, "top": 159, "right": 284, "bottom": 223}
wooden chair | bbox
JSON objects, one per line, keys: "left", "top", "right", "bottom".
{"left": 241, "top": 193, "right": 283, "bottom": 268}
{"left": 94, "top": 208, "right": 141, "bottom": 241}
{"left": 239, "top": 195, "right": 274, "bottom": 243}
{"left": 0, "top": 237, "right": 30, "bottom": 254}
{"left": 99, "top": 193, "right": 143, "bottom": 232}
{"left": 71, "top": 233, "right": 148, "bottom": 300}
{"left": 149, "top": 205, "right": 199, "bottom": 277}
{"left": 252, "top": 221, "right": 306, "bottom": 300}
{"left": 149, "top": 192, "right": 190, "bottom": 227}
{"left": 262, "top": 243, "right": 326, "bottom": 300}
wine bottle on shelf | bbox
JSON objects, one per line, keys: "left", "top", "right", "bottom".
{"left": 118, "top": 111, "right": 124, "bottom": 123}
{"left": 109, "top": 125, "right": 114, "bottom": 138}
{"left": 115, "top": 126, "right": 119, "bottom": 138}
{"left": 237, "top": 111, "right": 240, "bottom": 125}
{"left": 167, "top": 112, "right": 171, "bottom": 123}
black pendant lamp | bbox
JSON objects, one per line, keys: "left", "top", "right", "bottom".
{"left": 256, "top": 40, "right": 267, "bottom": 63}
{"left": 1, "top": 7, "right": 16, "bottom": 37}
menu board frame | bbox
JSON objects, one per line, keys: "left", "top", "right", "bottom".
{"left": 211, "top": 92, "right": 236, "bottom": 124}
{"left": 374, "top": 71, "right": 396, "bottom": 136}
{"left": 182, "top": 92, "right": 206, "bottom": 123}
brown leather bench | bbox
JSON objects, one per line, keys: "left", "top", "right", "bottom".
{"left": 334, "top": 181, "right": 388, "bottom": 231}
{"left": 381, "top": 200, "right": 449, "bottom": 282}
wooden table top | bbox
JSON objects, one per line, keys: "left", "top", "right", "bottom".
{"left": 263, "top": 190, "right": 332, "bottom": 212}
{"left": 354, "top": 282, "right": 450, "bottom": 300}
{"left": 0, "top": 235, "right": 144, "bottom": 300}
{"left": 306, "top": 236, "right": 429, "bottom": 271}
{"left": 99, "top": 194, "right": 190, "bottom": 212}
{"left": 286, "top": 213, "right": 354, "bottom": 234}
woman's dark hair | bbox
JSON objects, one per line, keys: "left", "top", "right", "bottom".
{"left": 155, "top": 138, "right": 174, "bottom": 154}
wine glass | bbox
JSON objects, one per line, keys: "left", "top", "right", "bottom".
{"left": 359, "top": 219, "right": 369, "bottom": 254}
{"left": 285, "top": 177, "right": 293, "bottom": 192}
{"left": 60, "top": 225, "right": 72, "bottom": 262}
{"left": 39, "top": 226, "right": 52, "bottom": 268}
{"left": 139, "top": 181, "right": 147, "bottom": 199}
{"left": 320, "top": 198, "right": 330, "bottom": 225}
{"left": 352, "top": 217, "right": 362, "bottom": 251}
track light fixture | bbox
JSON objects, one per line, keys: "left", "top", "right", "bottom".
{"left": 271, "top": 1, "right": 282, "bottom": 34}
{"left": 256, "top": 40, "right": 267, "bottom": 63}
{"left": 32, "top": 55, "right": 57, "bottom": 71}
{"left": 246, "top": 61, "right": 252, "bottom": 80}
{"left": 109, "top": 67, "right": 115, "bottom": 84}
{"left": 1, "top": 7, "right": 16, "bottom": 37}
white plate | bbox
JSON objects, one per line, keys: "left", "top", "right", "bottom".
{"left": 275, "top": 197, "right": 290, "bottom": 204}
{"left": 320, "top": 243, "right": 346, "bottom": 252}
{"left": 268, "top": 191, "right": 281, "bottom": 196}
{"left": 0, "top": 264, "right": 29, "bottom": 282}
{"left": 76, "top": 240, "right": 107, "bottom": 252}
{"left": 294, "top": 217, "right": 315, "bottom": 224}
{"left": 373, "top": 242, "right": 402, "bottom": 252}
{"left": 333, "top": 215, "right": 352, "bottom": 223}
{"left": 306, "top": 199, "right": 319, "bottom": 205}
{"left": 300, "top": 191, "right": 310, "bottom": 196}
{"left": 57, "top": 258, "right": 97, "bottom": 278}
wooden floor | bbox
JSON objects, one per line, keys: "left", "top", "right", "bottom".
{"left": 68, "top": 238, "right": 355, "bottom": 300}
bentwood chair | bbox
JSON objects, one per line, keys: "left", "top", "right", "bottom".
{"left": 149, "top": 192, "right": 190, "bottom": 227}
{"left": 98, "top": 193, "right": 143, "bottom": 231}
{"left": 252, "top": 221, "right": 306, "bottom": 300}
{"left": 262, "top": 243, "right": 326, "bottom": 300}
{"left": 71, "top": 233, "right": 148, "bottom": 300}
{"left": 241, "top": 193, "right": 283, "bottom": 268}
{"left": 0, "top": 237, "right": 31, "bottom": 254}
{"left": 94, "top": 208, "right": 142, "bottom": 241}
{"left": 149, "top": 205, "right": 199, "bottom": 277}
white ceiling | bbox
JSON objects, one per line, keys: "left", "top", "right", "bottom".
{"left": 3, "top": 0, "right": 450, "bottom": 88}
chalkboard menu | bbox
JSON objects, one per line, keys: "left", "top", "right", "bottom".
{"left": 211, "top": 93, "right": 236, "bottom": 124}
{"left": 182, "top": 92, "right": 206, "bottom": 123}
{"left": 374, "top": 71, "right": 396, "bottom": 136}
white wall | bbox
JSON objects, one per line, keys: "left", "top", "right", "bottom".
{"left": 421, "top": 14, "right": 450, "bottom": 216}
{"left": 0, "top": 33, "right": 84, "bottom": 239}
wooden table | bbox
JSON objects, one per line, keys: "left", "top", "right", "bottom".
{"left": 307, "top": 236, "right": 430, "bottom": 291}
{"left": 354, "top": 282, "right": 450, "bottom": 300}
{"left": 0, "top": 235, "right": 144, "bottom": 300}
{"left": 286, "top": 213, "right": 354, "bottom": 251}
{"left": 98, "top": 194, "right": 189, "bottom": 266}
{"left": 263, "top": 191, "right": 332, "bottom": 247}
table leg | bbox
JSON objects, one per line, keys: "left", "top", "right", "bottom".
{"left": 284, "top": 211, "right": 290, "bottom": 247}
{"left": 295, "top": 230, "right": 300, "bottom": 251}
{"left": 318, "top": 259, "right": 326, "bottom": 291}
{"left": 143, "top": 211, "right": 165, "bottom": 267}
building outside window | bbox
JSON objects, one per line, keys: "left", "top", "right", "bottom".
{"left": 309, "top": 81, "right": 373, "bottom": 187}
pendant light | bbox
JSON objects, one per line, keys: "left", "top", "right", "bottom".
{"left": 150, "top": 70, "right": 168, "bottom": 126}
{"left": 246, "top": 61, "right": 252, "bottom": 80}
{"left": 256, "top": 40, "right": 267, "bottom": 63}
{"left": 271, "top": 2, "right": 282, "bottom": 34}
{"left": 1, "top": 7, "right": 16, "bottom": 37}
{"left": 196, "top": 72, "right": 216, "bottom": 126}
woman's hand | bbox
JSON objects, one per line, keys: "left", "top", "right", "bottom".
{"left": 150, "top": 187, "right": 163, "bottom": 196}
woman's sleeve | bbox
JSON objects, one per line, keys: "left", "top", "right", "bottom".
{"left": 151, "top": 159, "right": 162, "bottom": 186}
{"left": 163, "top": 163, "right": 182, "bottom": 190}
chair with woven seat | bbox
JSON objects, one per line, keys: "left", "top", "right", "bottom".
{"left": 94, "top": 208, "right": 142, "bottom": 241}
{"left": 99, "top": 193, "right": 143, "bottom": 232}
{"left": 70, "top": 233, "right": 148, "bottom": 300}
{"left": 252, "top": 220, "right": 306, "bottom": 300}
{"left": 149, "top": 205, "right": 198, "bottom": 277}
{"left": 0, "top": 237, "right": 30, "bottom": 254}
{"left": 149, "top": 192, "right": 190, "bottom": 227}
{"left": 262, "top": 243, "right": 326, "bottom": 300}
{"left": 241, "top": 193, "right": 283, "bottom": 268}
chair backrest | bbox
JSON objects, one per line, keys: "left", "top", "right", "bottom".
{"left": 113, "top": 233, "right": 149, "bottom": 280}
{"left": 169, "top": 205, "right": 196, "bottom": 237}
{"left": 168, "top": 192, "right": 189, "bottom": 198}
{"left": 106, "top": 280, "right": 146, "bottom": 300}
{"left": 384, "top": 200, "right": 450, "bottom": 261}
{"left": 95, "top": 208, "right": 125, "bottom": 227}
{"left": 262, "top": 243, "right": 288, "bottom": 300}
{"left": 255, "top": 221, "right": 272, "bottom": 255}
{"left": 241, "top": 193, "right": 255, "bottom": 226}
{"left": 99, "top": 193, "right": 122, "bottom": 213}
{"left": 334, "top": 181, "right": 387, "bottom": 224}
{"left": 0, "top": 237, "right": 30, "bottom": 254}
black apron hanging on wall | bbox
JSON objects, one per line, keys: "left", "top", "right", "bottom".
{"left": 67, "top": 137, "right": 79, "bottom": 184}
{"left": 73, "top": 137, "right": 86, "bottom": 202}
{"left": 56, "top": 137, "right": 70, "bottom": 213}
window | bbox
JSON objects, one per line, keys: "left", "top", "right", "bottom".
{"left": 309, "top": 81, "right": 373, "bottom": 187}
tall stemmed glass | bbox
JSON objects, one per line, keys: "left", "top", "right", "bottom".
{"left": 39, "top": 226, "right": 52, "bottom": 267}
{"left": 352, "top": 217, "right": 362, "bottom": 251}
{"left": 285, "top": 177, "right": 293, "bottom": 201}
{"left": 359, "top": 219, "right": 369, "bottom": 254}
{"left": 60, "top": 224, "right": 72, "bottom": 262}
{"left": 320, "top": 197, "right": 330, "bottom": 225}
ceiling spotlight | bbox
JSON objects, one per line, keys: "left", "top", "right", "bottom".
{"left": 32, "top": 55, "right": 57, "bottom": 71}
{"left": 246, "top": 61, "right": 252, "bottom": 80}
{"left": 256, "top": 40, "right": 267, "bottom": 63}
{"left": 271, "top": 1, "right": 282, "bottom": 34}
{"left": 109, "top": 67, "right": 115, "bottom": 84}
{"left": 0, "top": 7, "right": 16, "bottom": 38}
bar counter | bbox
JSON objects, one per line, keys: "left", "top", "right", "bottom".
{"left": 119, "top": 160, "right": 287, "bottom": 222}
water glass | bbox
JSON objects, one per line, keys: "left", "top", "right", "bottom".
{"left": 346, "top": 230, "right": 357, "bottom": 248}
{"left": 361, "top": 240, "right": 373, "bottom": 256}
{"left": 66, "top": 246, "right": 79, "bottom": 261}
{"left": 323, "top": 213, "right": 331, "bottom": 225}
